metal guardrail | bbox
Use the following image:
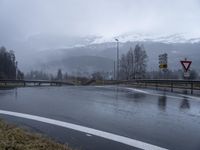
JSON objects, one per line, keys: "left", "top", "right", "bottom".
{"left": 103, "top": 79, "right": 200, "bottom": 94}
{"left": 1, "top": 79, "right": 199, "bottom": 94}
{"left": 0, "top": 79, "right": 74, "bottom": 86}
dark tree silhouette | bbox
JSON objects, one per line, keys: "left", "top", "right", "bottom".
{"left": 57, "top": 69, "right": 63, "bottom": 81}
{"left": 0, "top": 46, "right": 22, "bottom": 79}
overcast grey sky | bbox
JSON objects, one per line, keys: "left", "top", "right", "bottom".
{"left": 0, "top": 0, "right": 200, "bottom": 47}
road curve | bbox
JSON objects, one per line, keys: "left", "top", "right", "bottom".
{"left": 0, "top": 86, "right": 200, "bottom": 150}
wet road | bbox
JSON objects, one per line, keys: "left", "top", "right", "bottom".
{"left": 0, "top": 86, "right": 200, "bottom": 150}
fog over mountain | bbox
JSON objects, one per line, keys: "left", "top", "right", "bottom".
{"left": 9, "top": 33, "right": 200, "bottom": 74}
{"left": 22, "top": 35, "right": 200, "bottom": 74}
{"left": 0, "top": 0, "right": 200, "bottom": 74}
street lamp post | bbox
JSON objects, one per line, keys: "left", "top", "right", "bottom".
{"left": 113, "top": 61, "right": 116, "bottom": 80}
{"left": 115, "top": 39, "right": 119, "bottom": 81}
{"left": 15, "top": 61, "right": 18, "bottom": 80}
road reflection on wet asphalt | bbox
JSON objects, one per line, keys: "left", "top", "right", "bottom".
{"left": 0, "top": 86, "right": 200, "bottom": 150}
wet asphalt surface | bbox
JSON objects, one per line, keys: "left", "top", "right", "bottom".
{"left": 0, "top": 86, "right": 200, "bottom": 150}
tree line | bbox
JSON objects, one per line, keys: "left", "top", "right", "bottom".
{"left": 25, "top": 69, "right": 67, "bottom": 81}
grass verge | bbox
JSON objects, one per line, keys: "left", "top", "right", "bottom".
{"left": 0, "top": 119, "right": 73, "bottom": 150}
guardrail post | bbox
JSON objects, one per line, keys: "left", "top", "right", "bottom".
{"left": 191, "top": 83, "right": 193, "bottom": 94}
{"left": 171, "top": 82, "right": 173, "bottom": 92}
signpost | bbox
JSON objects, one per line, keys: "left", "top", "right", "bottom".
{"left": 159, "top": 53, "right": 168, "bottom": 70}
{"left": 183, "top": 72, "right": 190, "bottom": 78}
{"left": 180, "top": 58, "right": 192, "bottom": 79}
{"left": 158, "top": 53, "right": 168, "bottom": 79}
{"left": 180, "top": 59, "right": 192, "bottom": 72}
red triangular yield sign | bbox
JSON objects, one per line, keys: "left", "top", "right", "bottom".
{"left": 180, "top": 60, "right": 192, "bottom": 72}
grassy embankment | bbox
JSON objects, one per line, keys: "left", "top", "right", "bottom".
{"left": 0, "top": 119, "right": 73, "bottom": 150}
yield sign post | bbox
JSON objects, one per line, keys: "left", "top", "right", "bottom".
{"left": 180, "top": 58, "right": 192, "bottom": 72}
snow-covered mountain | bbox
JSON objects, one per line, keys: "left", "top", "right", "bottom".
{"left": 20, "top": 40, "right": 200, "bottom": 74}
{"left": 93, "top": 33, "right": 200, "bottom": 44}
{"left": 16, "top": 32, "right": 200, "bottom": 73}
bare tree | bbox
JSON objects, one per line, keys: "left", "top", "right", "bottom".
{"left": 119, "top": 44, "right": 147, "bottom": 80}
{"left": 133, "top": 44, "right": 147, "bottom": 79}
{"left": 126, "top": 47, "right": 134, "bottom": 79}
{"left": 119, "top": 54, "right": 129, "bottom": 80}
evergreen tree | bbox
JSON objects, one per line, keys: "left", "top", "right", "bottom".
{"left": 0, "top": 46, "right": 20, "bottom": 79}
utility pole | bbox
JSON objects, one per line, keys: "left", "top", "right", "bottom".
{"left": 115, "top": 39, "right": 119, "bottom": 81}
{"left": 114, "top": 61, "right": 116, "bottom": 80}
{"left": 15, "top": 61, "right": 18, "bottom": 80}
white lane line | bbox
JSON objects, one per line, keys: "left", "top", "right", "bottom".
{"left": 124, "top": 87, "right": 196, "bottom": 100}
{"left": 127, "top": 87, "right": 200, "bottom": 102}
{"left": 125, "top": 88, "right": 151, "bottom": 95}
{"left": 96, "top": 86, "right": 185, "bottom": 100}
{"left": 0, "top": 109, "right": 167, "bottom": 150}
{"left": 95, "top": 86, "right": 199, "bottom": 101}
{"left": 178, "top": 94, "right": 200, "bottom": 101}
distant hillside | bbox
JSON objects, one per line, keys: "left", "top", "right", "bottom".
{"left": 20, "top": 41, "right": 200, "bottom": 73}
{"left": 39, "top": 55, "right": 114, "bottom": 74}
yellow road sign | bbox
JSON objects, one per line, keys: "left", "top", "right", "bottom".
{"left": 159, "top": 64, "right": 167, "bottom": 68}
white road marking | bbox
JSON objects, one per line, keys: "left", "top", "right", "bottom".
{"left": 125, "top": 87, "right": 151, "bottom": 94}
{"left": 178, "top": 94, "right": 200, "bottom": 101}
{"left": 95, "top": 86, "right": 200, "bottom": 102}
{"left": 86, "top": 133, "right": 92, "bottom": 137}
{"left": 0, "top": 109, "right": 167, "bottom": 150}
{"left": 124, "top": 87, "right": 200, "bottom": 101}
